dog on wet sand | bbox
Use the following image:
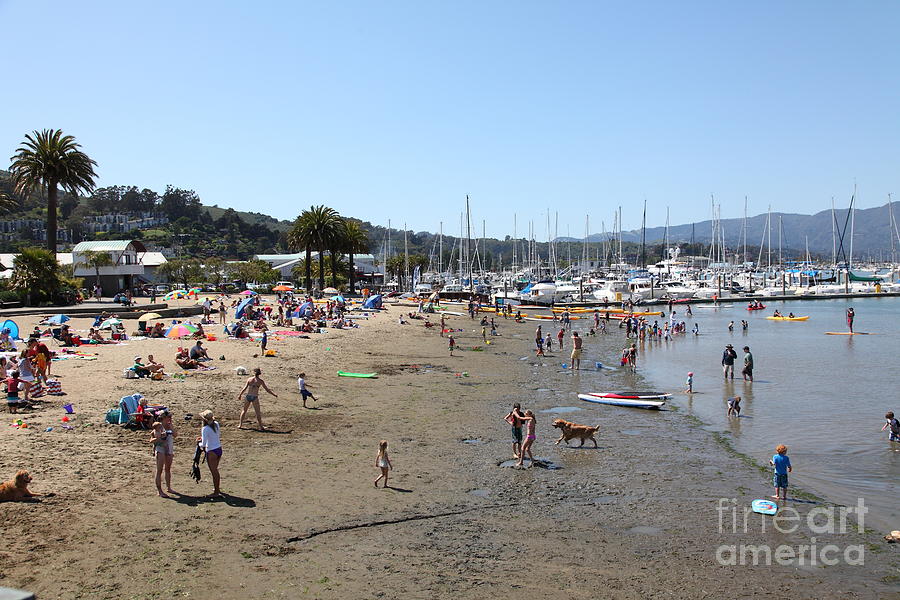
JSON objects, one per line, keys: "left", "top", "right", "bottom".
{"left": 0, "top": 470, "right": 40, "bottom": 502}
{"left": 552, "top": 419, "right": 599, "bottom": 448}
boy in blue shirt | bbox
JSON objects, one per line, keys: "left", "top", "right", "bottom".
{"left": 769, "top": 444, "right": 792, "bottom": 501}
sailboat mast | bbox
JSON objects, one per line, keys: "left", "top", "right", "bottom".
{"left": 889, "top": 194, "right": 896, "bottom": 264}
{"left": 640, "top": 199, "right": 647, "bottom": 269}
{"left": 438, "top": 222, "right": 443, "bottom": 276}
{"left": 743, "top": 196, "right": 748, "bottom": 266}
{"left": 404, "top": 223, "right": 409, "bottom": 290}
{"left": 465, "top": 196, "right": 473, "bottom": 292}
{"left": 849, "top": 186, "right": 856, "bottom": 271}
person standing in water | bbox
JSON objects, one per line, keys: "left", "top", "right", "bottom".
{"left": 505, "top": 403, "right": 525, "bottom": 459}
{"left": 847, "top": 307, "right": 855, "bottom": 333}
{"left": 570, "top": 331, "right": 583, "bottom": 370}
{"left": 721, "top": 344, "right": 737, "bottom": 379}
{"left": 516, "top": 410, "right": 537, "bottom": 467}
{"left": 238, "top": 367, "right": 278, "bottom": 430}
{"left": 741, "top": 346, "right": 754, "bottom": 382}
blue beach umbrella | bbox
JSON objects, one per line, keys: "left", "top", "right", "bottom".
{"left": 235, "top": 296, "right": 254, "bottom": 319}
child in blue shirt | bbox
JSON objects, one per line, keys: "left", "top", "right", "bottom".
{"left": 684, "top": 372, "right": 693, "bottom": 394}
{"left": 769, "top": 444, "right": 792, "bottom": 501}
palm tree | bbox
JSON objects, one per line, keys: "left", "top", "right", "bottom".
{"left": 9, "top": 129, "right": 98, "bottom": 251}
{"left": 339, "top": 219, "right": 369, "bottom": 293}
{"left": 287, "top": 214, "right": 314, "bottom": 292}
{"left": 82, "top": 250, "right": 113, "bottom": 288}
{"left": 288, "top": 205, "right": 339, "bottom": 292}
{"left": 11, "top": 247, "right": 60, "bottom": 306}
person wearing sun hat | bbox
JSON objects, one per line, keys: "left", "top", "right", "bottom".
{"left": 721, "top": 344, "right": 737, "bottom": 379}
{"left": 197, "top": 410, "right": 223, "bottom": 497}
{"left": 685, "top": 371, "right": 694, "bottom": 394}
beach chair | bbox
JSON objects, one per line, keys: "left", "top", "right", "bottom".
{"left": 118, "top": 394, "right": 166, "bottom": 428}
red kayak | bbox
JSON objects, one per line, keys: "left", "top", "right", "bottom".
{"left": 747, "top": 304, "right": 766, "bottom": 311}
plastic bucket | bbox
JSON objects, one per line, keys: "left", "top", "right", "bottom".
{"left": 63, "top": 404, "right": 74, "bottom": 414}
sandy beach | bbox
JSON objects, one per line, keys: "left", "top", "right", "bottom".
{"left": 0, "top": 297, "right": 897, "bottom": 599}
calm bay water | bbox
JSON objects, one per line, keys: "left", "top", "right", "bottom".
{"left": 531, "top": 296, "right": 899, "bottom": 531}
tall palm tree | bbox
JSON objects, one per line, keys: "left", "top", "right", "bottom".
{"left": 339, "top": 219, "right": 369, "bottom": 293}
{"left": 289, "top": 205, "right": 340, "bottom": 292}
{"left": 9, "top": 129, "right": 98, "bottom": 251}
{"left": 287, "top": 214, "right": 315, "bottom": 292}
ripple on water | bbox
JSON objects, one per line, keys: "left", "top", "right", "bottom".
{"left": 497, "top": 458, "right": 562, "bottom": 470}
{"left": 627, "top": 526, "right": 662, "bottom": 535}
{"left": 539, "top": 406, "right": 582, "bottom": 414}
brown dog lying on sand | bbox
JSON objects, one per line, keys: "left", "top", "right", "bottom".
{"left": 0, "top": 470, "right": 41, "bottom": 502}
{"left": 552, "top": 419, "right": 599, "bottom": 448}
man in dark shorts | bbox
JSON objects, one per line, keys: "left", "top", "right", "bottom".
{"left": 741, "top": 346, "right": 753, "bottom": 381}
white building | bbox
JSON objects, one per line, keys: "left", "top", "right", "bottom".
{"left": 72, "top": 240, "right": 148, "bottom": 293}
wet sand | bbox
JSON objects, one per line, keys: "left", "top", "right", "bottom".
{"left": 0, "top": 300, "right": 897, "bottom": 599}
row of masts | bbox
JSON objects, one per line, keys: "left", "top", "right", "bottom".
{"left": 378, "top": 192, "right": 900, "bottom": 289}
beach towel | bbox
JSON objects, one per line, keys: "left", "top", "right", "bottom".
{"left": 191, "top": 443, "right": 204, "bottom": 483}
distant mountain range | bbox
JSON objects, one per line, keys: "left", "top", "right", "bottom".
{"left": 558, "top": 202, "right": 899, "bottom": 258}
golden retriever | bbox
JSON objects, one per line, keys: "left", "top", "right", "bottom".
{"left": 0, "top": 470, "right": 40, "bottom": 502}
{"left": 552, "top": 419, "right": 599, "bottom": 448}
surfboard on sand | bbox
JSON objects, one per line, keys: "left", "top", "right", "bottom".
{"left": 337, "top": 371, "right": 378, "bottom": 378}
{"left": 751, "top": 499, "right": 778, "bottom": 515}
{"left": 824, "top": 332, "right": 872, "bottom": 335}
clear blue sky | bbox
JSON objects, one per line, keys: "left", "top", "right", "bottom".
{"left": 2, "top": 1, "right": 897, "bottom": 238}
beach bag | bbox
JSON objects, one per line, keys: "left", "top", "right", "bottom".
{"left": 29, "top": 381, "right": 45, "bottom": 398}
{"left": 105, "top": 408, "right": 122, "bottom": 424}
{"left": 46, "top": 379, "right": 63, "bottom": 395}
{"left": 123, "top": 368, "right": 137, "bottom": 379}
{"left": 150, "top": 372, "right": 164, "bottom": 381}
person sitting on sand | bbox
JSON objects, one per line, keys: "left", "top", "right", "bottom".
{"left": 0, "top": 329, "right": 15, "bottom": 351}
{"left": 132, "top": 356, "right": 152, "bottom": 378}
{"left": 189, "top": 340, "right": 211, "bottom": 362}
{"left": 192, "top": 323, "right": 206, "bottom": 339}
{"left": 175, "top": 349, "right": 201, "bottom": 370}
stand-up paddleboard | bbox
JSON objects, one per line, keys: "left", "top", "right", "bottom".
{"left": 751, "top": 499, "right": 778, "bottom": 515}
{"left": 578, "top": 392, "right": 668, "bottom": 409}
{"left": 438, "top": 310, "right": 464, "bottom": 316}
{"left": 337, "top": 371, "right": 378, "bottom": 378}
{"left": 824, "top": 331, "right": 871, "bottom": 335}
{"left": 766, "top": 315, "right": 810, "bottom": 321}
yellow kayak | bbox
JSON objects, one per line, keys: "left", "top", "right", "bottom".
{"left": 766, "top": 315, "right": 810, "bottom": 321}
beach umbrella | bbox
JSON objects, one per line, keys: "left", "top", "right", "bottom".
{"left": 165, "top": 323, "right": 198, "bottom": 338}
{"left": 272, "top": 285, "right": 293, "bottom": 292}
{"left": 331, "top": 294, "right": 346, "bottom": 303}
{"left": 240, "top": 290, "right": 256, "bottom": 296}
{"left": 138, "top": 312, "right": 162, "bottom": 322}
{"left": 322, "top": 287, "right": 339, "bottom": 294}
{"left": 164, "top": 290, "right": 187, "bottom": 300}
{"left": 47, "top": 314, "right": 70, "bottom": 325}
{"left": 99, "top": 318, "right": 123, "bottom": 330}
{"left": 235, "top": 296, "right": 254, "bottom": 319}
